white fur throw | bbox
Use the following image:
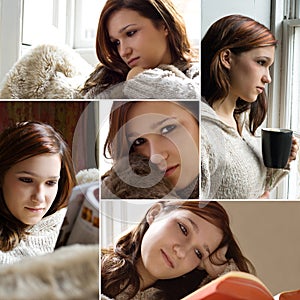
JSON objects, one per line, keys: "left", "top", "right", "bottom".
{"left": 0, "top": 244, "right": 99, "bottom": 300}
{"left": 0, "top": 44, "right": 93, "bottom": 99}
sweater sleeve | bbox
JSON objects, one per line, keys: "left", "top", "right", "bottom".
{"left": 123, "top": 64, "right": 200, "bottom": 99}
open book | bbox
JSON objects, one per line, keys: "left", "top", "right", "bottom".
{"left": 55, "top": 181, "right": 99, "bottom": 248}
{"left": 181, "top": 271, "right": 300, "bottom": 300}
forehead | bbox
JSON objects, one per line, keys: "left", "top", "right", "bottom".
{"left": 242, "top": 46, "right": 275, "bottom": 61}
{"left": 107, "top": 8, "right": 149, "bottom": 35}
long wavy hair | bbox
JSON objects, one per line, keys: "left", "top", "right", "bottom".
{"left": 101, "top": 201, "right": 255, "bottom": 299}
{"left": 201, "top": 14, "right": 277, "bottom": 134}
{"left": 81, "top": 0, "right": 196, "bottom": 95}
{"left": 0, "top": 121, "right": 76, "bottom": 251}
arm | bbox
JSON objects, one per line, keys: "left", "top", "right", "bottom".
{"left": 123, "top": 64, "right": 200, "bottom": 99}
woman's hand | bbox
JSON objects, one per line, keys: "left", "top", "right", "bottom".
{"left": 258, "top": 191, "right": 270, "bottom": 199}
{"left": 287, "top": 136, "right": 299, "bottom": 164}
{"left": 198, "top": 245, "right": 228, "bottom": 279}
{"left": 126, "top": 66, "right": 145, "bottom": 80}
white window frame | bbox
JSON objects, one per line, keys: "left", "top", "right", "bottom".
{"left": 268, "top": 0, "right": 300, "bottom": 199}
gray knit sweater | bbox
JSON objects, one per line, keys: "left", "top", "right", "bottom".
{"left": 84, "top": 63, "right": 199, "bottom": 99}
{"left": 0, "top": 208, "right": 66, "bottom": 264}
{"left": 201, "top": 100, "right": 289, "bottom": 199}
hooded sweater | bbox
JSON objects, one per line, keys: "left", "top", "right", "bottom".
{"left": 201, "top": 100, "right": 289, "bottom": 199}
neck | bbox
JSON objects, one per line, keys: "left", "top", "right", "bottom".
{"left": 136, "top": 258, "right": 157, "bottom": 291}
{"left": 212, "top": 97, "right": 238, "bottom": 129}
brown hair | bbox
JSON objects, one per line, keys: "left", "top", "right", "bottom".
{"left": 201, "top": 14, "right": 277, "bottom": 134}
{"left": 101, "top": 201, "right": 255, "bottom": 299}
{"left": 81, "top": 0, "right": 196, "bottom": 95}
{"left": 0, "top": 121, "right": 76, "bottom": 251}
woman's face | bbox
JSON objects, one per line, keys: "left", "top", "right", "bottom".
{"left": 2, "top": 153, "right": 61, "bottom": 225}
{"left": 139, "top": 208, "right": 223, "bottom": 284}
{"left": 107, "top": 8, "right": 172, "bottom": 69}
{"left": 227, "top": 46, "right": 275, "bottom": 102}
{"left": 126, "top": 101, "right": 199, "bottom": 190}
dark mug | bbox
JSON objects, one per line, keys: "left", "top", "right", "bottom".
{"left": 261, "top": 128, "right": 293, "bottom": 168}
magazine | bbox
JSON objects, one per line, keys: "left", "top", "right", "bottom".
{"left": 181, "top": 271, "right": 300, "bottom": 300}
{"left": 55, "top": 181, "right": 99, "bottom": 248}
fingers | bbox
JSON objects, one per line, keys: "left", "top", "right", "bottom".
{"left": 288, "top": 137, "right": 299, "bottom": 163}
{"left": 198, "top": 245, "right": 229, "bottom": 279}
{"left": 258, "top": 190, "right": 270, "bottom": 199}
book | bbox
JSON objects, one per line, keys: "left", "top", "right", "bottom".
{"left": 55, "top": 181, "right": 99, "bottom": 248}
{"left": 181, "top": 271, "right": 300, "bottom": 300}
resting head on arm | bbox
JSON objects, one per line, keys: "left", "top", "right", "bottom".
{"left": 101, "top": 200, "right": 255, "bottom": 299}
{"left": 81, "top": 0, "right": 196, "bottom": 96}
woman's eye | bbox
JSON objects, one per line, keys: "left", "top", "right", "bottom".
{"left": 178, "top": 222, "right": 188, "bottom": 236}
{"left": 195, "top": 249, "right": 203, "bottom": 260}
{"left": 133, "top": 137, "right": 146, "bottom": 147}
{"left": 161, "top": 124, "right": 176, "bottom": 134}
{"left": 127, "top": 30, "right": 137, "bottom": 37}
{"left": 19, "top": 177, "right": 33, "bottom": 183}
{"left": 46, "top": 181, "right": 58, "bottom": 187}
{"left": 257, "top": 60, "right": 266, "bottom": 66}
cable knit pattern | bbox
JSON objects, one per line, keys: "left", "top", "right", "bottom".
{"left": 84, "top": 63, "right": 199, "bottom": 99}
{"left": 201, "top": 100, "right": 289, "bottom": 199}
{"left": 0, "top": 208, "right": 66, "bottom": 264}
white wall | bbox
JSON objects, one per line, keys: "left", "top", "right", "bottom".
{"left": 201, "top": 0, "right": 271, "bottom": 37}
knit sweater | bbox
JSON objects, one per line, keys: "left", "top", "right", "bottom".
{"left": 0, "top": 208, "right": 66, "bottom": 264}
{"left": 201, "top": 100, "right": 289, "bottom": 199}
{"left": 84, "top": 63, "right": 199, "bottom": 99}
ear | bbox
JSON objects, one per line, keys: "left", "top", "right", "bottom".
{"left": 220, "top": 49, "right": 232, "bottom": 69}
{"left": 146, "top": 202, "right": 164, "bottom": 225}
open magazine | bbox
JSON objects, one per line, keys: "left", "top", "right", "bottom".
{"left": 181, "top": 271, "right": 300, "bottom": 300}
{"left": 55, "top": 181, "right": 99, "bottom": 248}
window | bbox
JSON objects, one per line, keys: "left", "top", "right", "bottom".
{"left": 282, "top": 19, "right": 300, "bottom": 199}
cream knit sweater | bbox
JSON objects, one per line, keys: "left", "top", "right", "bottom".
{"left": 201, "top": 100, "right": 289, "bottom": 199}
{"left": 0, "top": 208, "right": 66, "bottom": 264}
{"left": 84, "top": 63, "right": 200, "bottom": 99}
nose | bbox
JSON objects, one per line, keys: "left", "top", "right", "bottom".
{"left": 262, "top": 68, "right": 272, "bottom": 84}
{"left": 173, "top": 244, "right": 187, "bottom": 259}
{"left": 31, "top": 185, "right": 45, "bottom": 203}
{"left": 148, "top": 138, "right": 168, "bottom": 169}
{"left": 119, "top": 42, "right": 132, "bottom": 59}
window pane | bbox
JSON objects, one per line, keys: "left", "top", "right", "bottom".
{"left": 288, "top": 25, "right": 300, "bottom": 199}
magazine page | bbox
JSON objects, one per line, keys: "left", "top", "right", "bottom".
{"left": 55, "top": 181, "right": 99, "bottom": 248}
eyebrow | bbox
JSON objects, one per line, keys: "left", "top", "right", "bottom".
{"left": 184, "top": 217, "right": 211, "bottom": 254}
{"left": 126, "top": 117, "right": 178, "bottom": 139}
{"left": 16, "top": 171, "right": 60, "bottom": 179}
{"left": 119, "top": 23, "right": 137, "bottom": 33}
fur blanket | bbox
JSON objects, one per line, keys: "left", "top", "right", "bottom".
{"left": 0, "top": 44, "right": 93, "bottom": 99}
{"left": 101, "top": 154, "right": 178, "bottom": 199}
{"left": 0, "top": 244, "right": 99, "bottom": 300}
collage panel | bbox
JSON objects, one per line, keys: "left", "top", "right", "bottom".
{"left": 200, "top": 1, "right": 300, "bottom": 199}
{"left": 101, "top": 200, "right": 300, "bottom": 299}
{"left": 100, "top": 100, "right": 199, "bottom": 199}
{"left": 0, "top": 100, "right": 99, "bottom": 298}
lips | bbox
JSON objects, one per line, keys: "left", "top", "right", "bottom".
{"left": 256, "top": 87, "right": 264, "bottom": 93}
{"left": 164, "top": 164, "right": 179, "bottom": 177}
{"left": 161, "top": 250, "right": 174, "bottom": 268}
{"left": 25, "top": 207, "right": 44, "bottom": 213}
{"left": 127, "top": 57, "right": 139, "bottom": 67}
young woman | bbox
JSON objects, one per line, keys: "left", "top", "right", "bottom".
{"left": 81, "top": 0, "right": 199, "bottom": 99}
{"left": 0, "top": 121, "right": 76, "bottom": 263}
{"left": 201, "top": 14, "right": 299, "bottom": 199}
{"left": 101, "top": 101, "right": 199, "bottom": 199}
{"left": 101, "top": 200, "right": 255, "bottom": 299}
